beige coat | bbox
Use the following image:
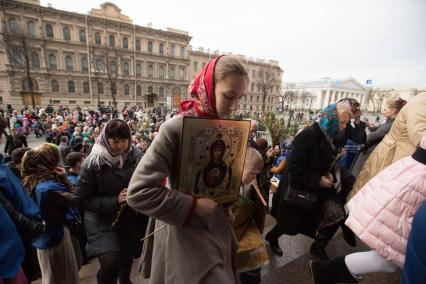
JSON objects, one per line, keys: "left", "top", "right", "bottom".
{"left": 349, "top": 92, "right": 426, "bottom": 199}
{"left": 127, "top": 115, "right": 237, "bottom": 284}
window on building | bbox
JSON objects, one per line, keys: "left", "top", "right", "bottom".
{"left": 256, "top": 96, "right": 259, "bottom": 102}
{"left": 63, "top": 26, "right": 70, "bottom": 41}
{"left": 95, "top": 32, "right": 101, "bottom": 45}
{"left": 180, "top": 46, "right": 185, "bottom": 58}
{"left": 110, "top": 61, "right": 116, "bottom": 75}
{"left": 124, "top": 84, "right": 130, "bottom": 96}
{"left": 97, "top": 82, "right": 104, "bottom": 94}
{"left": 27, "top": 21, "right": 36, "bottom": 37}
{"left": 83, "top": 81, "right": 90, "bottom": 94}
{"left": 148, "top": 41, "right": 153, "bottom": 53}
{"left": 51, "top": 80, "right": 59, "bottom": 92}
{"left": 159, "top": 43, "right": 164, "bottom": 55}
{"left": 9, "top": 18, "right": 19, "bottom": 33}
{"left": 168, "top": 65, "right": 175, "bottom": 80}
{"left": 111, "top": 83, "right": 117, "bottom": 96}
{"left": 136, "top": 85, "right": 142, "bottom": 96}
{"left": 95, "top": 57, "right": 102, "bottom": 71}
{"left": 136, "top": 63, "right": 142, "bottom": 78}
{"left": 169, "top": 45, "right": 175, "bottom": 57}
{"left": 201, "top": 62, "right": 206, "bottom": 69}
{"left": 12, "top": 53, "right": 22, "bottom": 67}
{"left": 123, "top": 62, "right": 130, "bottom": 76}
{"left": 251, "top": 83, "right": 254, "bottom": 92}
{"left": 178, "top": 66, "right": 185, "bottom": 81}
{"left": 257, "top": 84, "right": 260, "bottom": 93}
{"left": 31, "top": 52, "right": 40, "bottom": 68}
{"left": 109, "top": 35, "right": 115, "bottom": 47}
{"left": 250, "top": 96, "right": 253, "bottom": 102}
{"left": 68, "top": 81, "right": 75, "bottom": 93}
{"left": 159, "top": 87, "right": 164, "bottom": 97}
{"left": 252, "top": 70, "right": 255, "bottom": 78}
{"left": 81, "top": 57, "right": 88, "bottom": 72}
{"left": 79, "top": 30, "right": 86, "bottom": 43}
{"left": 65, "top": 55, "right": 73, "bottom": 71}
{"left": 48, "top": 53, "right": 57, "bottom": 70}
{"left": 158, "top": 64, "right": 164, "bottom": 79}
{"left": 136, "top": 39, "right": 141, "bottom": 51}
{"left": 45, "top": 24, "right": 54, "bottom": 38}
{"left": 193, "top": 61, "right": 198, "bottom": 71}
{"left": 148, "top": 63, "right": 153, "bottom": 79}
{"left": 122, "top": 37, "right": 128, "bottom": 49}
{"left": 148, "top": 86, "right": 153, "bottom": 93}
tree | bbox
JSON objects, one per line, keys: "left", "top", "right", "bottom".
{"left": 256, "top": 67, "right": 277, "bottom": 112}
{"left": 2, "top": 22, "right": 38, "bottom": 109}
{"left": 89, "top": 46, "right": 120, "bottom": 109}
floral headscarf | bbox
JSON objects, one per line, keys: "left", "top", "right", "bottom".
{"left": 180, "top": 56, "right": 224, "bottom": 118}
{"left": 318, "top": 103, "right": 340, "bottom": 140}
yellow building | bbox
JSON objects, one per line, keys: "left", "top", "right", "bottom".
{"left": 0, "top": 0, "right": 283, "bottom": 112}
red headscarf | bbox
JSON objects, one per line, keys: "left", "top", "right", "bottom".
{"left": 180, "top": 56, "right": 224, "bottom": 118}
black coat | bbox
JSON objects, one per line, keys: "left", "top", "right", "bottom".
{"left": 275, "top": 122, "right": 339, "bottom": 238}
{"left": 74, "top": 146, "right": 148, "bottom": 257}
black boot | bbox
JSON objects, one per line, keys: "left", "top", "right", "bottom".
{"left": 310, "top": 241, "right": 330, "bottom": 261}
{"left": 265, "top": 232, "right": 283, "bottom": 257}
{"left": 341, "top": 224, "right": 357, "bottom": 247}
{"left": 309, "top": 256, "right": 359, "bottom": 284}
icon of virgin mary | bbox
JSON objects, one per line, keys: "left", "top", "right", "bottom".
{"left": 194, "top": 139, "right": 232, "bottom": 196}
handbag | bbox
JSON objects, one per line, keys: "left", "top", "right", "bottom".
{"left": 283, "top": 176, "right": 317, "bottom": 210}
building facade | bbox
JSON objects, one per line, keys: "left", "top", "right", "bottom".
{"left": 281, "top": 77, "right": 368, "bottom": 111}
{"left": 189, "top": 47, "right": 283, "bottom": 113}
{"left": 0, "top": 0, "right": 284, "bottom": 112}
{"left": 0, "top": 0, "right": 191, "bottom": 109}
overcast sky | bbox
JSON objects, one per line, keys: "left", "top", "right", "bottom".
{"left": 41, "top": 0, "right": 426, "bottom": 87}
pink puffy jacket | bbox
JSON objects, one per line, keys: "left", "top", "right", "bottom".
{"left": 346, "top": 132, "right": 426, "bottom": 267}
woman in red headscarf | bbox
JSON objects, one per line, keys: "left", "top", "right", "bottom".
{"left": 127, "top": 56, "right": 248, "bottom": 283}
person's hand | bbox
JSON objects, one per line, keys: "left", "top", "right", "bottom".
{"left": 117, "top": 188, "right": 127, "bottom": 204}
{"left": 266, "top": 148, "right": 274, "bottom": 158}
{"left": 319, "top": 175, "right": 333, "bottom": 188}
{"left": 195, "top": 198, "right": 217, "bottom": 217}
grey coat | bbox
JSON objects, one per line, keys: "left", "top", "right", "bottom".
{"left": 73, "top": 146, "right": 148, "bottom": 257}
{"left": 127, "top": 115, "right": 238, "bottom": 284}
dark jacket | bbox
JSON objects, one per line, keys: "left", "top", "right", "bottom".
{"left": 402, "top": 201, "right": 426, "bottom": 284}
{"left": 73, "top": 146, "right": 148, "bottom": 257}
{"left": 350, "top": 118, "right": 395, "bottom": 177}
{"left": 275, "top": 122, "right": 339, "bottom": 237}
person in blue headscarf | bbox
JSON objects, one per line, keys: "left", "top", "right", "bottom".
{"left": 265, "top": 102, "right": 353, "bottom": 260}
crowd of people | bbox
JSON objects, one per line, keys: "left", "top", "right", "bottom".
{"left": 1, "top": 55, "right": 426, "bottom": 284}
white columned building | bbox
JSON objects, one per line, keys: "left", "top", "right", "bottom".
{"left": 281, "top": 77, "right": 368, "bottom": 111}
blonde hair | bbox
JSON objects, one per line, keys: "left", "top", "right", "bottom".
{"left": 336, "top": 101, "right": 352, "bottom": 117}
{"left": 214, "top": 56, "right": 248, "bottom": 83}
{"left": 385, "top": 97, "right": 406, "bottom": 114}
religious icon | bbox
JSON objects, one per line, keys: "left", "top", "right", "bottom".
{"left": 178, "top": 117, "right": 250, "bottom": 204}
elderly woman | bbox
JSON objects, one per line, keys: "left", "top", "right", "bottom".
{"left": 21, "top": 144, "right": 78, "bottom": 284}
{"left": 74, "top": 119, "right": 147, "bottom": 284}
{"left": 265, "top": 102, "right": 352, "bottom": 260}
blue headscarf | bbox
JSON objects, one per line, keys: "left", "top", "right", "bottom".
{"left": 318, "top": 103, "right": 340, "bottom": 139}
